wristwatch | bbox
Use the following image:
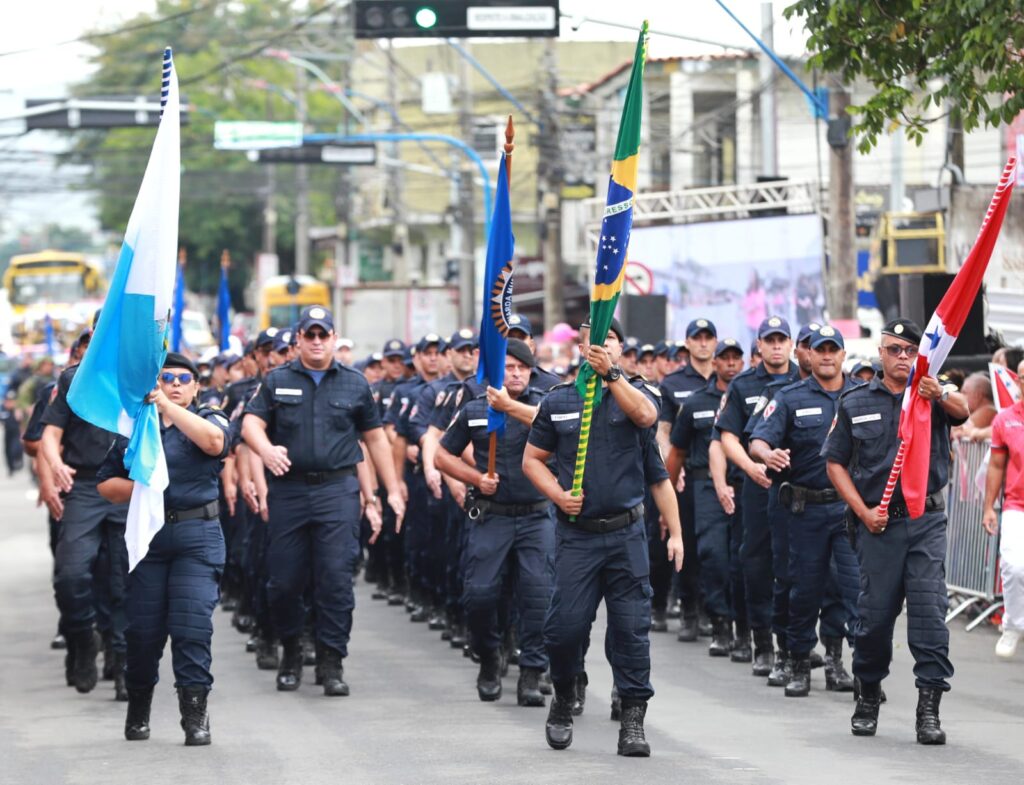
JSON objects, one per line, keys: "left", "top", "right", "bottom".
{"left": 603, "top": 365, "right": 622, "bottom": 384}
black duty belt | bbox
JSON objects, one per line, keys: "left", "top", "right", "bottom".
{"left": 779, "top": 481, "right": 840, "bottom": 513}
{"left": 466, "top": 498, "right": 551, "bottom": 520}
{"left": 558, "top": 503, "right": 644, "bottom": 534}
{"left": 279, "top": 467, "right": 357, "bottom": 484}
{"left": 68, "top": 466, "right": 99, "bottom": 480}
{"left": 166, "top": 500, "right": 219, "bottom": 524}
{"left": 686, "top": 467, "right": 710, "bottom": 481}
{"left": 872, "top": 491, "right": 945, "bottom": 520}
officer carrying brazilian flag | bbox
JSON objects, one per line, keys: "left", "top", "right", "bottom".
{"left": 523, "top": 21, "right": 683, "bottom": 757}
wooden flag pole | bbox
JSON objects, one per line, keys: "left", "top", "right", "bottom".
{"left": 487, "top": 115, "right": 515, "bottom": 478}
{"left": 220, "top": 248, "right": 231, "bottom": 270}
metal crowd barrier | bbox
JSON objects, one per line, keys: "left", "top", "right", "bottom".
{"left": 944, "top": 438, "right": 1004, "bottom": 631}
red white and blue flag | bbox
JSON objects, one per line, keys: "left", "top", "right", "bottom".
{"left": 883, "top": 157, "right": 1017, "bottom": 519}
{"left": 989, "top": 362, "right": 1021, "bottom": 412}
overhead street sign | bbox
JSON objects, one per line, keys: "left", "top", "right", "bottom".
{"left": 353, "top": 0, "right": 559, "bottom": 39}
{"left": 17, "top": 96, "right": 191, "bottom": 130}
{"left": 466, "top": 5, "right": 557, "bottom": 31}
{"left": 214, "top": 121, "right": 303, "bottom": 151}
{"left": 252, "top": 143, "right": 377, "bottom": 165}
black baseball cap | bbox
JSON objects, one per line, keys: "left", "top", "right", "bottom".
{"left": 653, "top": 340, "right": 671, "bottom": 357}
{"left": 797, "top": 322, "right": 823, "bottom": 344}
{"left": 297, "top": 306, "right": 334, "bottom": 334}
{"left": 686, "top": 318, "right": 717, "bottom": 339}
{"left": 448, "top": 328, "right": 478, "bottom": 351}
{"left": 273, "top": 329, "right": 292, "bottom": 352}
{"left": 758, "top": 316, "right": 792, "bottom": 339}
{"left": 714, "top": 338, "right": 744, "bottom": 357}
{"left": 881, "top": 318, "right": 922, "bottom": 344}
{"left": 621, "top": 337, "right": 640, "bottom": 356}
{"left": 382, "top": 339, "right": 406, "bottom": 358}
{"left": 638, "top": 343, "right": 656, "bottom": 359}
{"left": 416, "top": 333, "right": 445, "bottom": 353}
{"left": 256, "top": 327, "right": 279, "bottom": 348}
{"left": 506, "top": 314, "right": 532, "bottom": 337}
{"left": 809, "top": 325, "right": 845, "bottom": 350}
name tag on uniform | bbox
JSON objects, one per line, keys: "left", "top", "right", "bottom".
{"left": 467, "top": 419, "right": 488, "bottom": 427}
{"left": 551, "top": 412, "right": 580, "bottom": 422}
{"left": 674, "top": 390, "right": 693, "bottom": 399}
{"left": 745, "top": 395, "right": 761, "bottom": 405}
{"left": 852, "top": 413, "right": 882, "bottom": 424}
{"left": 693, "top": 410, "right": 716, "bottom": 420}
{"left": 275, "top": 388, "right": 303, "bottom": 396}
{"left": 795, "top": 407, "right": 823, "bottom": 417}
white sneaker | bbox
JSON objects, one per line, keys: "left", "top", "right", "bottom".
{"left": 995, "top": 629, "right": 1021, "bottom": 659}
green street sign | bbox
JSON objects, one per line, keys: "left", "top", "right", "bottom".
{"left": 214, "top": 121, "right": 303, "bottom": 150}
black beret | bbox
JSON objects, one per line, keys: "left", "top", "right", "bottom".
{"left": 580, "top": 316, "right": 625, "bottom": 343}
{"left": 881, "top": 318, "right": 922, "bottom": 344}
{"left": 506, "top": 338, "right": 536, "bottom": 368}
{"left": 163, "top": 352, "right": 199, "bottom": 376}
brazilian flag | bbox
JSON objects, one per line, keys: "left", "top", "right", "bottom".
{"left": 575, "top": 21, "right": 647, "bottom": 405}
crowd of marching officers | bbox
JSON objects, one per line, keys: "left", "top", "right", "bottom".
{"left": 23, "top": 304, "right": 970, "bottom": 754}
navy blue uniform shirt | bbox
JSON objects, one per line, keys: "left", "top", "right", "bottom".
{"left": 441, "top": 389, "right": 547, "bottom": 506}
{"left": 528, "top": 378, "right": 661, "bottom": 518}
{"left": 714, "top": 362, "right": 800, "bottom": 447}
{"left": 383, "top": 375, "right": 423, "bottom": 429}
{"left": 821, "top": 376, "right": 966, "bottom": 506}
{"left": 22, "top": 381, "right": 56, "bottom": 442}
{"left": 371, "top": 376, "right": 401, "bottom": 420}
{"left": 430, "top": 377, "right": 486, "bottom": 431}
{"left": 245, "top": 359, "right": 380, "bottom": 473}
{"left": 750, "top": 374, "right": 858, "bottom": 490}
{"left": 530, "top": 365, "right": 562, "bottom": 393}
{"left": 408, "top": 373, "right": 457, "bottom": 445}
{"left": 669, "top": 375, "right": 727, "bottom": 471}
{"left": 98, "top": 405, "right": 230, "bottom": 510}
{"left": 40, "top": 365, "right": 117, "bottom": 470}
{"left": 659, "top": 363, "right": 710, "bottom": 424}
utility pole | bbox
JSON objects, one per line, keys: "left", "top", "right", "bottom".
{"left": 262, "top": 89, "right": 278, "bottom": 255}
{"left": 456, "top": 48, "right": 476, "bottom": 326}
{"left": 828, "top": 88, "right": 856, "bottom": 321}
{"left": 758, "top": 2, "right": 778, "bottom": 178}
{"left": 386, "top": 40, "right": 409, "bottom": 286}
{"left": 539, "top": 38, "right": 565, "bottom": 330}
{"left": 295, "top": 67, "right": 310, "bottom": 275}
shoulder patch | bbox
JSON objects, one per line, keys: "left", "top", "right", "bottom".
{"left": 49, "top": 385, "right": 59, "bottom": 404}
{"left": 763, "top": 400, "right": 777, "bottom": 420}
{"left": 435, "top": 390, "right": 445, "bottom": 407}
{"left": 827, "top": 413, "right": 838, "bottom": 437}
{"left": 644, "top": 383, "right": 662, "bottom": 397}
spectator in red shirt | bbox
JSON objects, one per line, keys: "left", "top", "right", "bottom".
{"left": 983, "top": 360, "right": 1024, "bottom": 659}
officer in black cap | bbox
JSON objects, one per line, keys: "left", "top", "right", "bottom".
{"left": 750, "top": 326, "right": 859, "bottom": 697}
{"left": 637, "top": 343, "right": 657, "bottom": 381}
{"left": 667, "top": 338, "right": 747, "bottom": 658}
{"left": 850, "top": 359, "right": 877, "bottom": 382}
{"left": 242, "top": 306, "right": 406, "bottom": 696}
{"left": 619, "top": 337, "right": 640, "bottom": 377}
{"left": 794, "top": 322, "right": 823, "bottom": 377}
{"left": 507, "top": 314, "right": 561, "bottom": 391}
{"left": 823, "top": 317, "right": 967, "bottom": 744}
{"left": 658, "top": 318, "right": 718, "bottom": 640}
{"left": 715, "top": 316, "right": 800, "bottom": 676}
{"left": 437, "top": 338, "right": 553, "bottom": 705}
{"left": 97, "top": 352, "right": 229, "bottom": 745}
{"left": 524, "top": 316, "right": 683, "bottom": 757}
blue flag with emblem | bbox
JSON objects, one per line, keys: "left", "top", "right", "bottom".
{"left": 217, "top": 260, "right": 231, "bottom": 350}
{"left": 476, "top": 153, "right": 514, "bottom": 434}
{"left": 66, "top": 47, "right": 180, "bottom": 571}
{"left": 170, "top": 258, "right": 185, "bottom": 351}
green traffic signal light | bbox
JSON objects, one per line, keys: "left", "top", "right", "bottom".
{"left": 414, "top": 6, "right": 437, "bottom": 29}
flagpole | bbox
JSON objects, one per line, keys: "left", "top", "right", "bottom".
{"left": 220, "top": 249, "right": 231, "bottom": 350}
{"left": 487, "top": 116, "right": 515, "bottom": 478}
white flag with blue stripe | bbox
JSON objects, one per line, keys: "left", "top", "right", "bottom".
{"left": 68, "top": 48, "right": 180, "bottom": 571}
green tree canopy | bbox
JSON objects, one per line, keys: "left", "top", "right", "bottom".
{"left": 785, "top": 0, "right": 1024, "bottom": 152}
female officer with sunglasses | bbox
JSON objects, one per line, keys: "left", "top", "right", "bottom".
{"left": 97, "top": 352, "right": 230, "bottom": 746}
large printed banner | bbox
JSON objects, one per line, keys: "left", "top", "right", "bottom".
{"left": 626, "top": 213, "right": 826, "bottom": 345}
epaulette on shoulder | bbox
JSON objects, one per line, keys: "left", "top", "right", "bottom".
{"left": 630, "top": 375, "right": 662, "bottom": 396}
{"left": 777, "top": 379, "right": 806, "bottom": 395}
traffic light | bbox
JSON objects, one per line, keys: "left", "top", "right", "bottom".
{"left": 353, "top": 0, "right": 559, "bottom": 39}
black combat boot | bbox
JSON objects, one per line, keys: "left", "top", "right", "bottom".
{"left": 71, "top": 629, "right": 100, "bottom": 694}
{"left": 708, "top": 616, "right": 732, "bottom": 657}
{"left": 767, "top": 648, "right": 791, "bottom": 687}
{"left": 372, "top": 583, "right": 389, "bottom": 601}
{"left": 301, "top": 630, "right": 317, "bottom": 666}
{"left": 751, "top": 629, "right": 774, "bottom": 677}
{"left": 409, "top": 598, "right": 429, "bottom": 623}
{"left": 677, "top": 604, "right": 699, "bottom": 642}
{"left": 853, "top": 677, "right": 887, "bottom": 704}
{"left": 112, "top": 650, "right": 128, "bottom": 702}
{"left": 915, "top": 687, "right": 946, "bottom": 745}
{"left": 650, "top": 607, "right": 668, "bottom": 632}
{"left": 617, "top": 699, "right": 651, "bottom": 757}
{"left": 539, "top": 670, "right": 553, "bottom": 696}
{"left": 784, "top": 655, "right": 811, "bottom": 697}
{"left": 822, "top": 636, "right": 855, "bottom": 692}
{"left": 427, "top": 606, "right": 446, "bottom": 631}
{"left": 545, "top": 681, "right": 575, "bottom": 750}
{"left": 809, "top": 649, "right": 825, "bottom": 669}
{"left": 698, "top": 611, "right": 713, "bottom": 638}
{"left": 450, "top": 623, "right": 467, "bottom": 650}
{"left": 851, "top": 680, "right": 882, "bottom": 736}
{"left": 124, "top": 687, "right": 153, "bottom": 741}
{"left": 571, "top": 671, "right": 588, "bottom": 716}
{"left": 319, "top": 646, "right": 349, "bottom": 697}
{"left": 476, "top": 648, "right": 502, "bottom": 701}
{"left": 254, "top": 636, "right": 279, "bottom": 671}
{"left": 177, "top": 686, "right": 211, "bottom": 746}
{"left": 101, "top": 631, "right": 115, "bottom": 681}
{"left": 610, "top": 685, "right": 621, "bottom": 721}
{"left": 730, "top": 623, "right": 752, "bottom": 663}
{"left": 276, "top": 637, "right": 303, "bottom": 691}
{"left": 517, "top": 667, "right": 545, "bottom": 707}
{"left": 51, "top": 629, "right": 66, "bottom": 650}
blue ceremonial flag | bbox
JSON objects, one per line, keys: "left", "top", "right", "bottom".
{"left": 44, "top": 314, "right": 55, "bottom": 356}
{"left": 476, "top": 153, "right": 514, "bottom": 434}
{"left": 216, "top": 261, "right": 231, "bottom": 350}
{"left": 170, "top": 259, "right": 185, "bottom": 351}
{"left": 67, "top": 47, "right": 180, "bottom": 571}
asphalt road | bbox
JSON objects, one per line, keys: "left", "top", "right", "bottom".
{"left": 1, "top": 471, "right": 1022, "bottom": 785}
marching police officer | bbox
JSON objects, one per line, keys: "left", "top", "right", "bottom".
{"left": 96, "top": 353, "right": 229, "bottom": 745}
{"left": 507, "top": 314, "right": 561, "bottom": 391}
{"left": 667, "top": 337, "right": 746, "bottom": 658}
{"left": 749, "top": 326, "right": 859, "bottom": 697}
{"left": 242, "top": 306, "right": 406, "bottom": 697}
{"left": 823, "top": 318, "right": 967, "bottom": 744}
{"left": 436, "top": 339, "right": 553, "bottom": 706}
{"left": 716, "top": 316, "right": 800, "bottom": 676}
{"left": 523, "top": 317, "right": 683, "bottom": 757}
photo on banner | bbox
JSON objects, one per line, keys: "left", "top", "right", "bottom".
{"left": 625, "top": 214, "right": 826, "bottom": 345}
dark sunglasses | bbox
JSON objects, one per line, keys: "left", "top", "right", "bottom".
{"left": 881, "top": 344, "right": 919, "bottom": 358}
{"left": 303, "top": 329, "right": 330, "bottom": 341}
{"left": 160, "top": 371, "right": 194, "bottom": 385}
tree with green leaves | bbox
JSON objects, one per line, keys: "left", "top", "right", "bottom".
{"left": 784, "top": 1, "right": 1024, "bottom": 153}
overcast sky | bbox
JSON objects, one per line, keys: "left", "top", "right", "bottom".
{"left": 0, "top": 1, "right": 809, "bottom": 235}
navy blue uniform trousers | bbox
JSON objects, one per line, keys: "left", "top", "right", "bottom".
{"left": 463, "top": 508, "right": 554, "bottom": 668}
{"left": 740, "top": 479, "right": 773, "bottom": 630}
{"left": 544, "top": 519, "right": 654, "bottom": 700}
{"left": 125, "top": 517, "right": 225, "bottom": 689}
{"left": 852, "top": 510, "right": 954, "bottom": 690}
{"left": 693, "top": 478, "right": 746, "bottom": 622}
{"left": 267, "top": 474, "right": 361, "bottom": 656}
